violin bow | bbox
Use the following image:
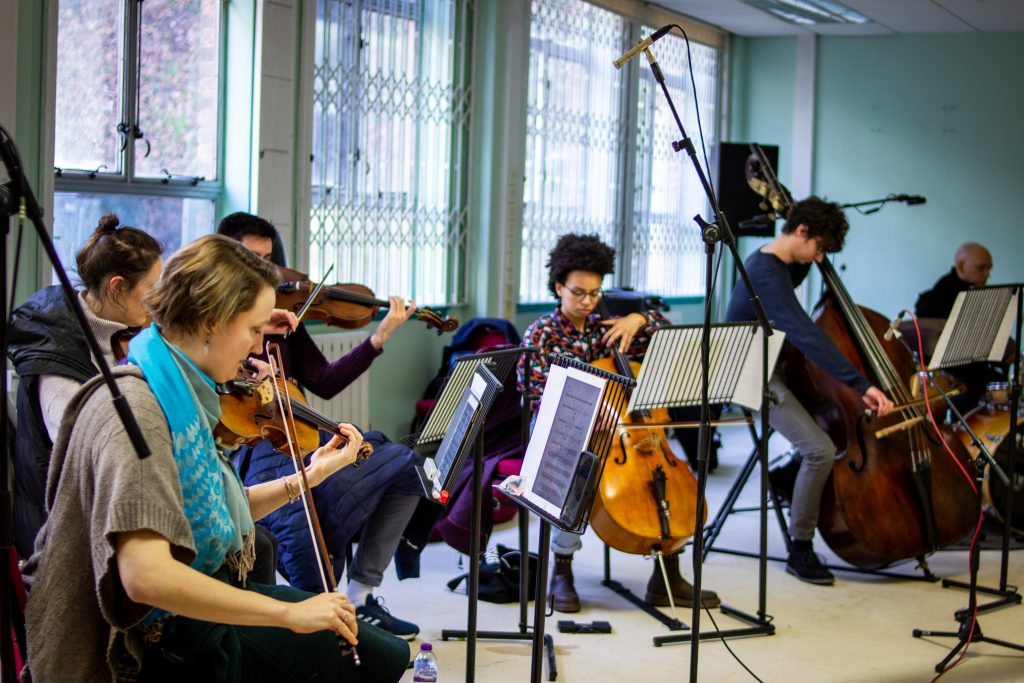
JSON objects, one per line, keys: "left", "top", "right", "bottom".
{"left": 283, "top": 264, "right": 334, "bottom": 339}
{"left": 265, "top": 343, "right": 337, "bottom": 593}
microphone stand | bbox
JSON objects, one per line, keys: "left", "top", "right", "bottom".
{"left": 639, "top": 48, "right": 773, "bottom": 683}
{"left": 0, "top": 125, "right": 151, "bottom": 679}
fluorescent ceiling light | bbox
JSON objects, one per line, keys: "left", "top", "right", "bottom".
{"left": 744, "top": 0, "right": 871, "bottom": 26}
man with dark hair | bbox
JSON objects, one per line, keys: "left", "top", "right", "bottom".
{"left": 726, "top": 196, "right": 894, "bottom": 585}
{"left": 217, "top": 212, "right": 424, "bottom": 640}
{"left": 517, "top": 233, "right": 721, "bottom": 613}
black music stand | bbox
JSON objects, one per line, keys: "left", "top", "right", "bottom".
{"left": 924, "top": 283, "right": 1022, "bottom": 612}
{"left": 621, "top": 323, "right": 782, "bottom": 647}
{"left": 409, "top": 361, "right": 503, "bottom": 683}
{"left": 910, "top": 285, "right": 1024, "bottom": 674}
{"left": 409, "top": 347, "right": 558, "bottom": 682}
{"left": 498, "top": 354, "right": 635, "bottom": 683}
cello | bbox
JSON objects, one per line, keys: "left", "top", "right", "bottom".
{"left": 747, "top": 146, "right": 978, "bottom": 568}
{"left": 587, "top": 300, "right": 702, "bottom": 556}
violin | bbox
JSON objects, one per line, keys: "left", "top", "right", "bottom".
{"left": 215, "top": 368, "right": 374, "bottom": 465}
{"left": 587, "top": 300, "right": 702, "bottom": 556}
{"left": 276, "top": 266, "right": 458, "bottom": 335}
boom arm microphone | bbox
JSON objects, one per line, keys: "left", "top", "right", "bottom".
{"left": 612, "top": 25, "right": 673, "bottom": 69}
{"left": 890, "top": 194, "right": 926, "bottom": 205}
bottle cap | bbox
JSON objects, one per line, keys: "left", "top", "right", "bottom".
{"left": 420, "top": 642, "right": 432, "bottom": 651}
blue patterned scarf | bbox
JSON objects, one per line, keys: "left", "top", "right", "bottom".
{"left": 126, "top": 325, "right": 248, "bottom": 582}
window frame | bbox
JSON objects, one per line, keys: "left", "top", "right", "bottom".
{"left": 296, "top": 0, "right": 474, "bottom": 308}
{"left": 517, "top": 0, "right": 727, "bottom": 306}
{"left": 51, "top": 0, "right": 224, "bottom": 221}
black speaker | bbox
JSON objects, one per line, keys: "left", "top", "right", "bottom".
{"left": 715, "top": 142, "right": 779, "bottom": 238}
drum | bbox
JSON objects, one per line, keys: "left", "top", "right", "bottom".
{"left": 982, "top": 381, "right": 1012, "bottom": 410}
{"left": 955, "top": 405, "right": 1023, "bottom": 461}
{"left": 985, "top": 433, "right": 1024, "bottom": 534}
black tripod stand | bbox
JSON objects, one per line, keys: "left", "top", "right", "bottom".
{"left": 620, "top": 30, "right": 772, "bottom": 681}
{"left": 912, "top": 458, "right": 1024, "bottom": 671}
{"left": 910, "top": 348, "right": 1024, "bottom": 672}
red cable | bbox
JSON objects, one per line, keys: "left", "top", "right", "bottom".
{"left": 901, "top": 309, "right": 982, "bottom": 680}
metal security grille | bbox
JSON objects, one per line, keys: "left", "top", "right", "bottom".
{"left": 632, "top": 28, "right": 720, "bottom": 297}
{"left": 309, "top": 0, "right": 473, "bottom": 305}
{"left": 520, "top": 2, "right": 721, "bottom": 302}
{"left": 520, "top": 0, "right": 629, "bottom": 303}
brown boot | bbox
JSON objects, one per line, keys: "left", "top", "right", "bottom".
{"left": 644, "top": 553, "right": 721, "bottom": 609}
{"left": 549, "top": 554, "right": 581, "bottom": 613}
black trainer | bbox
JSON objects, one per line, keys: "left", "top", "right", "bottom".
{"left": 356, "top": 595, "right": 420, "bottom": 640}
{"left": 786, "top": 548, "right": 835, "bottom": 585}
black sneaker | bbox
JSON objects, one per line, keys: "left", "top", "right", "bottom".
{"left": 786, "top": 548, "right": 835, "bottom": 585}
{"left": 356, "top": 595, "right": 420, "bottom": 640}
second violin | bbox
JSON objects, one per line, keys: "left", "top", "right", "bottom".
{"left": 276, "top": 266, "right": 458, "bottom": 335}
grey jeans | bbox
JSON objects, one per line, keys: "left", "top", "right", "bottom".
{"left": 761, "top": 371, "right": 837, "bottom": 542}
{"left": 348, "top": 492, "right": 420, "bottom": 586}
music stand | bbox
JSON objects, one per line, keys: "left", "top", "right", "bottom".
{"left": 499, "top": 354, "right": 636, "bottom": 683}
{"left": 927, "top": 284, "right": 1022, "bottom": 609}
{"left": 911, "top": 285, "right": 1024, "bottom": 674}
{"left": 621, "top": 323, "right": 784, "bottom": 648}
{"left": 409, "top": 347, "right": 559, "bottom": 682}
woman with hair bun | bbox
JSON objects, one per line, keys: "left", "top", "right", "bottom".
{"left": 8, "top": 213, "right": 163, "bottom": 558}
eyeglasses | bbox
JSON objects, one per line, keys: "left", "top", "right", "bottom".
{"left": 565, "top": 286, "right": 602, "bottom": 301}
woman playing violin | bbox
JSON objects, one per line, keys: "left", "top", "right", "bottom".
{"left": 516, "top": 233, "right": 720, "bottom": 613}
{"left": 8, "top": 214, "right": 163, "bottom": 559}
{"left": 218, "top": 212, "right": 424, "bottom": 640}
{"left": 22, "top": 235, "right": 409, "bottom": 682}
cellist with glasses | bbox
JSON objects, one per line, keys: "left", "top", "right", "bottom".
{"left": 517, "top": 233, "right": 722, "bottom": 613}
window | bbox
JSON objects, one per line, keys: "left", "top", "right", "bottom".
{"left": 52, "top": 0, "right": 222, "bottom": 275}
{"left": 521, "top": 0, "right": 722, "bottom": 302}
{"left": 521, "top": 0, "right": 628, "bottom": 303}
{"left": 308, "top": 0, "right": 473, "bottom": 306}
{"left": 631, "top": 27, "right": 720, "bottom": 297}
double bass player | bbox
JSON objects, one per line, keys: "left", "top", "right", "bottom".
{"left": 725, "top": 197, "right": 895, "bottom": 585}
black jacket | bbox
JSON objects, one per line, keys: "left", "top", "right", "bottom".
{"left": 915, "top": 267, "right": 970, "bottom": 319}
{"left": 8, "top": 286, "right": 98, "bottom": 558}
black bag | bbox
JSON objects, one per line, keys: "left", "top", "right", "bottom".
{"left": 446, "top": 544, "right": 538, "bottom": 604}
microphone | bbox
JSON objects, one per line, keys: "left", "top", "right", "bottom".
{"left": 613, "top": 25, "right": 673, "bottom": 69}
{"left": 890, "top": 194, "right": 926, "bottom": 206}
{"left": 883, "top": 311, "right": 906, "bottom": 341}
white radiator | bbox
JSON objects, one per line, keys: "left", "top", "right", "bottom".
{"left": 304, "top": 331, "right": 371, "bottom": 429}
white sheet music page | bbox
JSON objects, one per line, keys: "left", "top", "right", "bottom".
{"left": 519, "top": 363, "right": 606, "bottom": 519}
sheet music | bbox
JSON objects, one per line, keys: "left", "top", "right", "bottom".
{"left": 628, "top": 325, "right": 784, "bottom": 412}
{"left": 520, "top": 363, "right": 606, "bottom": 519}
{"left": 430, "top": 371, "right": 486, "bottom": 498}
{"left": 929, "top": 287, "right": 1017, "bottom": 370}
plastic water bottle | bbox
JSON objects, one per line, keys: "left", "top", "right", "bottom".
{"left": 412, "top": 642, "right": 439, "bottom": 682}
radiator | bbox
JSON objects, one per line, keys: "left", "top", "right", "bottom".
{"left": 304, "top": 331, "right": 371, "bottom": 429}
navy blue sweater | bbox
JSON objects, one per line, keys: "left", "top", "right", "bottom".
{"left": 726, "top": 250, "right": 872, "bottom": 396}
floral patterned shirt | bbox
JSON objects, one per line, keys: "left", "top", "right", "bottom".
{"left": 517, "top": 304, "right": 670, "bottom": 413}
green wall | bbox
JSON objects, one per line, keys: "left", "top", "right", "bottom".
{"left": 730, "top": 32, "right": 1024, "bottom": 317}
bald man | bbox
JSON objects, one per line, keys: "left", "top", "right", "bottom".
{"left": 915, "top": 242, "right": 993, "bottom": 318}
{"left": 915, "top": 242, "right": 1004, "bottom": 411}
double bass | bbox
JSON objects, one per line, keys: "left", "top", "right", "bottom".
{"left": 747, "top": 145, "right": 977, "bottom": 568}
{"left": 587, "top": 301, "right": 702, "bottom": 556}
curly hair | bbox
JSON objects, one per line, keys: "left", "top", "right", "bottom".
{"left": 782, "top": 196, "right": 849, "bottom": 253}
{"left": 546, "top": 233, "right": 616, "bottom": 298}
